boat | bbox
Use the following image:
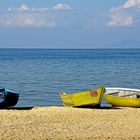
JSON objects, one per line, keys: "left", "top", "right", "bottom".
{"left": 104, "top": 87, "right": 140, "bottom": 107}
{"left": 60, "top": 85, "right": 104, "bottom": 107}
{"left": 0, "top": 88, "right": 19, "bottom": 108}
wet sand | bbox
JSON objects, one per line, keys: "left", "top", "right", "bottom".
{"left": 0, "top": 106, "right": 140, "bottom": 140}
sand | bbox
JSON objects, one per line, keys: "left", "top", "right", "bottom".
{"left": 0, "top": 106, "right": 140, "bottom": 140}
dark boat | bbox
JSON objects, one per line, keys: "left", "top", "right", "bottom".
{"left": 0, "top": 88, "right": 19, "bottom": 108}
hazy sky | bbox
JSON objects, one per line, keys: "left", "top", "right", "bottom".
{"left": 0, "top": 0, "right": 140, "bottom": 48}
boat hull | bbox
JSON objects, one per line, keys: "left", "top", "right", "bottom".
{"left": 104, "top": 88, "right": 140, "bottom": 107}
{"left": 60, "top": 85, "right": 104, "bottom": 107}
{"left": 0, "top": 88, "right": 19, "bottom": 108}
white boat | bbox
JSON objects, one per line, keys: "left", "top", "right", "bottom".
{"left": 104, "top": 87, "right": 140, "bottom": 107}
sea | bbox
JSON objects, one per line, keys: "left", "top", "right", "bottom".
{"left": 0, "top": 48, "right": 140, "bottom": 107}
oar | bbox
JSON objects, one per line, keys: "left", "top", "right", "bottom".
{"left": 121, "top": 93, "right": 140, "bottom": 97}
{"left": 108, "top": 92, "right": 140, "bottom": 98}
{"left": 108, "top": 92, "right": 119, "bottom": 95}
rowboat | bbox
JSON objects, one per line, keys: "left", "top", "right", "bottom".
{"left": 60, "top": 85, "right": 104, "bottom": 107}
{"left": 104, "top": 87, "right": 140, "bottom": 107}
{"left": 0, "top": 88, "right": 19, "bottom": 108}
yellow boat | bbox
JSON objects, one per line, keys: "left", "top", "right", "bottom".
{"left": 104, "top": 87, "right": 140, "bottom": 107}
{"left": 60, "top": 85, "right": 104, "bottom": 107}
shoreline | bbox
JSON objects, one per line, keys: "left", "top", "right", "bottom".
{"left": 0, "top": 106, "right": 140, "bottom": 140}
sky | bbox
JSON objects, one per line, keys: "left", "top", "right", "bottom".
{"left": 0, "top": 0, "right": 140, "bottom": 49}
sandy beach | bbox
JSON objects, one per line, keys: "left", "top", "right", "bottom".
{"left": 0, "top": 106, "right": 140, "bottom": 140}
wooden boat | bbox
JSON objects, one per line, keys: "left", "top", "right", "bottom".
{"left": 104, "top": 87, "right": 140, "bottom": 107}
{"left": 60, "top": 85, "right": 104, "bottom": 107}
{"left": 0, "top": 88, "right": 19, "bottom": 108}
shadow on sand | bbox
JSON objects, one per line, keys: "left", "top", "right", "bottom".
{"left": 0, "top": 106, "right": 34, "bottom": 110}
{"left": 76, "top": 105, "right": 121, "bottom": 110}
{"left": 0, "top": 105, "right": 122, "bottom": 110}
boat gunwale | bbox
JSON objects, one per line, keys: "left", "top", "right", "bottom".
{"left": 60, "top": 90, "right": 94, "bottom": 96}
{"left": 106, "top": 87, "right": 140, "bottom": 92}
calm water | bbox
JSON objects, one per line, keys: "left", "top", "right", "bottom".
{"left": 0, "top": 49, "right": 140, "bottom": 107}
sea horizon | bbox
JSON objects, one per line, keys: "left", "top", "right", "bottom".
{"left": 0, "top": 48, "right": 140, "bottom": 50}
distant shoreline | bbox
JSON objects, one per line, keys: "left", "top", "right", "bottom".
{"left": 0, "top": 48, "right": 140, "bottom": 50}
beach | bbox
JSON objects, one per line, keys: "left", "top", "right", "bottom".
{"left": 0, "top": 107, "right": 140, "bottom": 140}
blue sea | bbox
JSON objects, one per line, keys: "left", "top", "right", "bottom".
{"left": 0, "top": 49, "right": 140, "bottom": 107}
